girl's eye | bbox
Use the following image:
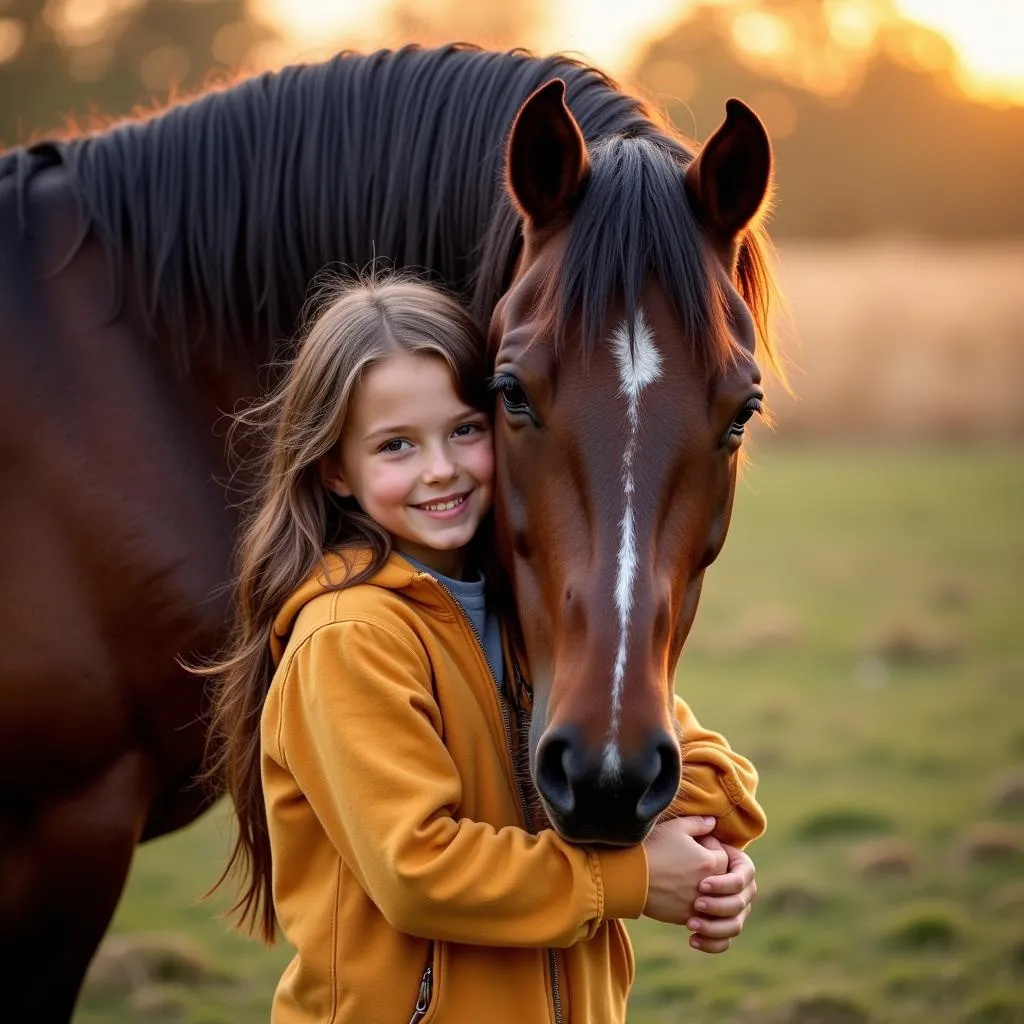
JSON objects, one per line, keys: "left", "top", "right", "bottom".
{"left": 378, "top": 438, "right": 410, "bottom": 454}
{"left": 452, "top": 422, "right": 483, "bottom": 438}
{"left": 490, "top": 373, "right": 532, "bottom": 417}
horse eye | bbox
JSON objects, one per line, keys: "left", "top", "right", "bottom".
{"left": 491, "top": 373, "right": 532, "bottom": 416}
{"left": 502, "top": 385, "right": 530, "bottom": 413}
{"left": 730, "top": 397, "right": 763, "bottom": 434}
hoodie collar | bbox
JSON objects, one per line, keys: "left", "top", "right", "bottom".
{"left": 270, "top": 548, "right": 454, "bottom": 665}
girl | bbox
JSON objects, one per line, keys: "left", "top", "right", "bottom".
{"left": 205, "top": 274, "right": 765, "bottom": 1024}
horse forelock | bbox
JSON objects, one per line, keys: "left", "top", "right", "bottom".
{"left": 530, "top": 130, "right": 770, "bottom": 381}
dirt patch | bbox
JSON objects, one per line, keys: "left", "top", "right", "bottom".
{"left": 867, "top": 618, "right": 964, "bottom": 666}
{"left": 851, "top": 838, "right": 919, "bottom": 879}
{"left": 989, "top": 769, "right": 1024, "bottom": 815}
{"left": 770, "top": 994, "right": 872, "bottom": 1024}
{"left": 952, "top": 823, "right": 1024, "bottom": 868}
{"left": 84, "top": 932, "right": 229, "bottom": 999}
{"left": 761, "top": 883, "right": 828, "bottom": 917}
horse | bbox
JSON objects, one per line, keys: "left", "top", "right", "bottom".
{"left": 0, "top": 43, "right": 777, "bottom": 1018}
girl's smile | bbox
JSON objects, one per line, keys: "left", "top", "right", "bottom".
{"left": 412, "top": 491, "right": 473, "bottom": 517}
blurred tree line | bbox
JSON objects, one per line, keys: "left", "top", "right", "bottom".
{"left": 0, "top": 0, "right": 273, "bottom": 145}
{"left": 2, "top": 0, "right": 1022, "bottom": 238}
{"left": 633, "top": 1, "right": 1024, "bottom": 238}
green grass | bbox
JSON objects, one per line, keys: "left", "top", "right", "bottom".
{"left": 75, "top": 445, "right": 1024, "bottom": 1023}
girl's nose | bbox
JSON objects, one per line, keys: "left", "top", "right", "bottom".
{"left": 422, "top": 444, "right": 457, "bottom": 483}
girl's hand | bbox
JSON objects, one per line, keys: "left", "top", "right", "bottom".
{"left": 685, "top": 842, "right": 757, "bottom": 954}
{"left": 641, "top": 816, "right": 729, "bottom": 925}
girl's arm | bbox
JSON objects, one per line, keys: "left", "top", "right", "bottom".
{"left": 265, "top": 618, "right": 647, "bottom": 948}
{"left": 665, "top": 694, "right": 767, "bottom": 849}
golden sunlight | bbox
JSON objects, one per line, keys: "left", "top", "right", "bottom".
{"left": 895, "top": 0, "right": 1024, "bottom": 106}
{"left": 255, "top": 0, "right": 382, "bottom": 59}
{"left": 544, "top": 0, "right": 684, "bottom": 69}
{"left": 253, "top": 0, "right": 689, "bottom": 69}
{"left": 255, "top": 0, "right": 1024, "bottom": 107}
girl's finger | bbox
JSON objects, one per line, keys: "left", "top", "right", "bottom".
{"left": 689, "top": 933, "right": 732, "bottom": 954}
{"left": 698, "top": 872, "right": 743, "bottom": 896}
{"left": 687, "top": 904, "right": 751, "bottom": 940}
{"left": 699, "top": 868, "right": 757, "bottom": 897}
{"left": 693, "top": 892, "right": 748, "bottom": 919}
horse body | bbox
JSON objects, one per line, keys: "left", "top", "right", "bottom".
{"left": 0, "top": 45, "right": 776, "bottom": 1017}
{"left": 0, "top": 154, "right": 258, "bottom": 1015}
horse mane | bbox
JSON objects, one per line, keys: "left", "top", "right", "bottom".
{"left": 0, "top": 43, "right": 777, "bottom": 372}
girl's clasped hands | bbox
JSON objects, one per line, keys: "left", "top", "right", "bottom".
{"left": 643, "top": 815, "right": 757, "bottom": 953}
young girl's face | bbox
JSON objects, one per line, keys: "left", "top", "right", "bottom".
{"left": 323, "top": 352, "right": 494, "bottom": 578}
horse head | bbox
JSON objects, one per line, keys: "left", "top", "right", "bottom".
{"left": 489, "top": 80, "right": 773, "bottom": 845}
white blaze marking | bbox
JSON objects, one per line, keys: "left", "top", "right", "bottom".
{"left": 603, "top": 309, "right": 662, "bottom": 779}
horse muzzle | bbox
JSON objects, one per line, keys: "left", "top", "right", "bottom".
{"left": 534, "top": 725, "right": 680, "bottom": 845}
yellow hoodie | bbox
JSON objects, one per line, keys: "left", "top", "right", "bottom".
{"left": 261, "top": 551, "right": 765, "bottom": 1024}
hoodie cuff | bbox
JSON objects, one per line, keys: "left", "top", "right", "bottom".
{"left": 592, "top": 843, "right": 648, "bottom": 921}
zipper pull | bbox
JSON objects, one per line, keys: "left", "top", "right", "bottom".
{"left": 415, "top": 965, "right": 433, "bottom": 1012}
{"left": 409, "top": 964, "right": 433, "bottom": 1022}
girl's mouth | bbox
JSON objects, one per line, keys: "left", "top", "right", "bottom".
{"left": 413, "top": 491, "right": 471, "bottom": 517}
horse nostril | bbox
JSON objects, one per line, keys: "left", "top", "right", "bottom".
{"left": 636, "top": 735, "right": 680, "bottom": 822}
{"left": 536, "top": 733, "right": 575, "bottom": 816}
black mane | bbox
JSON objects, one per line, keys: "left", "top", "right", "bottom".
{"left": 0, "top": 44, "right": 774, "bottom": 367}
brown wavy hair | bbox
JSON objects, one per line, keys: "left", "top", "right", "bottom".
{"left": 200, "top": 271, "right": 489, "bottom": 942}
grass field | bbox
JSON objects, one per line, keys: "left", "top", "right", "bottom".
{"left": 74, "top": 444, "right": 1024, "bottom": 1024}
{"left": 754, "top": 240, "right": 1024, "bottom": 441}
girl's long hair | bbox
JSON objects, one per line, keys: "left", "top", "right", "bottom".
{"left": 200, "top": 271, "right": 490, "bottom": 942}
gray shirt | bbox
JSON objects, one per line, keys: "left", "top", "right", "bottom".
{"left": 404, "top": 555, "right": 505, "bottom": 688}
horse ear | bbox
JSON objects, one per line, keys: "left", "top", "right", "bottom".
{"left": 685, "top": 98, "right": 772, "bottom": 249}
{"left": 506, "top": 79, "right": 590, "bottom": 230}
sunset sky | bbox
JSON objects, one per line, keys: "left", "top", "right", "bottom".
{"left": 256, "top": 0, "right": 1024, "bottom": 107}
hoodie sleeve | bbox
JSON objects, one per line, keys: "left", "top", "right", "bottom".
{"left": 267, "top": 618, "right": 648, "bottom": 947}
{"left": 662, "top": 694, "right": 767, "bottom": 849}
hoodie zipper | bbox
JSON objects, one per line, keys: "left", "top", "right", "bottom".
{"left": 408, "top": 959, "right": 433, "bottom": 1024}
{"left": 431, "top": 578, "right": 564, "bottom": 1024}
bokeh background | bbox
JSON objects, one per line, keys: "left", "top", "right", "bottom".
{"left": 4, "top": 1, "right": 1022, "bottom": 1021}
